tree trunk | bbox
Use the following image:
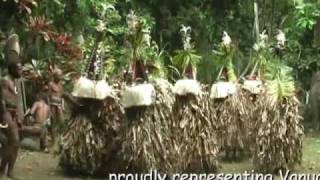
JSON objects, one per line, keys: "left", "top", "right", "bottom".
{"left": 254, "top": 0, "right": 260, "bottom": 41}
{"left": 313, "top": 17, "right": 320, "bottom": 48}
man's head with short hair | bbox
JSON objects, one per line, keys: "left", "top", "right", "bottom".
{"left": 8, "top": 60, "right": 22, "bottom": 79}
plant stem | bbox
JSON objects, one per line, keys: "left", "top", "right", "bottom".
{"left": 36, "top": 35, "right": 40, "bottom": 60}
{"left": 270, "top": 0, "right": 275, "bottom": 34}
{"left": 250, "top": 60, "right": 259, "bottom": 77}
{"left": 216, "top": 66, "right": 224, "bottom": 81}
{"left": 254, "top": 0, "right": 260, "bottom": 40}
{"left": 240, "top": 51, "right": 253, "bottom": 78}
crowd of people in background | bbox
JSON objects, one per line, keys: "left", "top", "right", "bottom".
{"left": 0, "top": 34, "right": 64, "bottom": 179}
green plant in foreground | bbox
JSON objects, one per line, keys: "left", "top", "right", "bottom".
{"left": 173, "top": 25, "right": 201, "bottom": 79}
{"left": 212, "top": 31, "right": 237, "bottom": 82}
{"left": 145, "top": 42, "right": 169, "bottom": 79}
{"left": 265, "top": 57, "right": 295, "bottom": 105}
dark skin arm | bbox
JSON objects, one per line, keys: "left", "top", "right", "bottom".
{"left": 29, "top": 102, "right": 38, "bottom": 116}
{"left": 24, "top": 102, "right": 38, "bottom": 124}
{"left": 20, "top": 102, "right": 42, "bottom": 136}
{"left": 0, "top": 80, "right": 8, "bottom": 125}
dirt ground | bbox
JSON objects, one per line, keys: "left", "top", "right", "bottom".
{"left": 3, "top": 133, "right": 320, "bottom": 180}
{"left": 13, "top": 151, "right": 76, "bottom": 180}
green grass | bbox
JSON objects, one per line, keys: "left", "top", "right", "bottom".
{"left": 219, "top": 133, "right": 320, "bottom": 173}
{"left": 297, "top": 133, "right": 320, "bottom": 173}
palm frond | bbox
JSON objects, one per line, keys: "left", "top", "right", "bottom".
{"left": 172, "top": 49, "right": 201, "bottom": 74}
{"left": 265, "top": 59, "right": 295, "bottom": 104}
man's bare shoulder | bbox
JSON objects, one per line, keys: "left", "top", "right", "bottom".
{"left": 32, "top": 101, "right": 41, "bottom": 107}
{"left": 36, "top": 100, "right": 49, "bottom": 108}
{"left": 0, "top": 77, "right": 10, "bottom": 87}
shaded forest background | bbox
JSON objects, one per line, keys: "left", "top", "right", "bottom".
{"left": 0, "top": 0, "right": 320, "bottom": 95}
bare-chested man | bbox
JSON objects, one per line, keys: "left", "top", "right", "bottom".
{"left": 48, "top": 67, "right": 64, "bottom": 144}
{"left": 22, "top": 93, "right": 50, "bottom": 152}
{"left": 0, "top": 34, "right": 23, "bottom": 179}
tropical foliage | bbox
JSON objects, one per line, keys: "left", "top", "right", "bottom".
{"left": 172, "top": 25, "right": 201, "bottom": 79}
{"left": 0, "top": 0, "right": 308, "bottom": 175}
{"left": 0, "top": 0, "right": 319, "bottom": 92}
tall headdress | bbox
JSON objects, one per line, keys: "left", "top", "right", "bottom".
{"left": 5, "top": 34, "right": 21, "bottom": 66}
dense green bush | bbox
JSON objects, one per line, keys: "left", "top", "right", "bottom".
{"left": 0, "top": 0, "right": 320, "bottom": 90}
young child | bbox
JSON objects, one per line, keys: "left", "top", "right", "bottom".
{"left": 23, "top": 93, "right": 51, "bottom": 152}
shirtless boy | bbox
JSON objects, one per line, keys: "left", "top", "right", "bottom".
{"left": 23, "top": 93, "right": 50, "bottom": 152}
